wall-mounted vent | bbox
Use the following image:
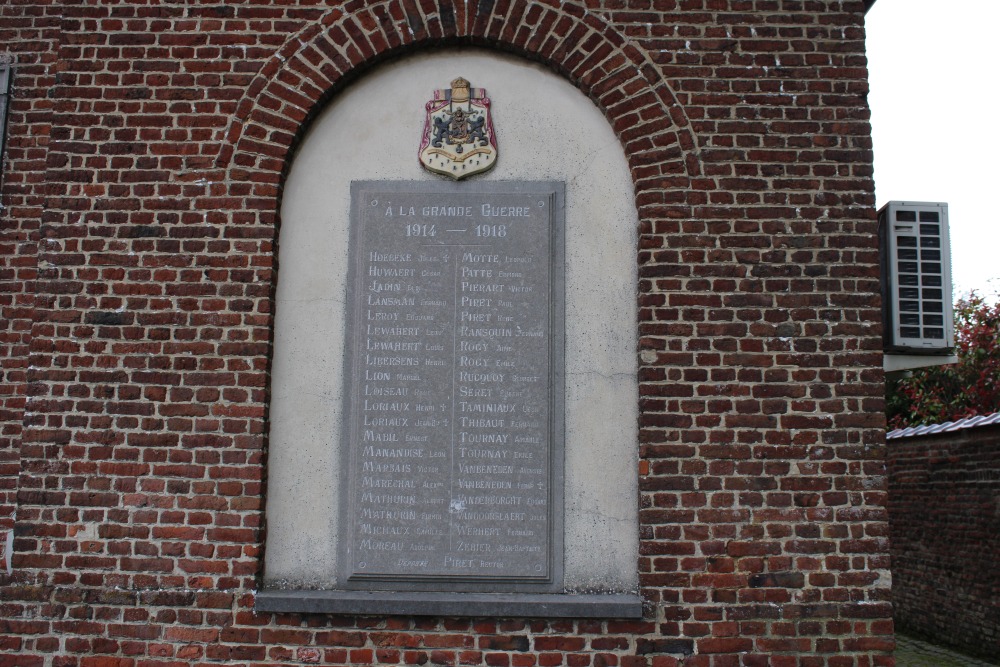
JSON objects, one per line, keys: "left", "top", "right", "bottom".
{"left": 878, "top": 201, "right": 954, "bottom": 353}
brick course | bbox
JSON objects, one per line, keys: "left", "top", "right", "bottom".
{"left": 1, "top": 1, "right": 892, "bottom": 665}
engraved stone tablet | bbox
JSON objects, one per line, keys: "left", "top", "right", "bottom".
{"left": 339, "top": 181, "right": 565, "bottom": 591}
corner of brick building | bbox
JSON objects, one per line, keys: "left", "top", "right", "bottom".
{"left": 0, "top": 1, "right": 895, "bottom": 665}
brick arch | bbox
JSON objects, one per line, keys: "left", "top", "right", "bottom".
{"left": 217, "top": 0, "right": 702, "bottom": 191}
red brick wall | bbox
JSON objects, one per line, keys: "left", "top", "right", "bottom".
{"left": 0, "top": 1, "right": 893, "bottom": 665}
{"left": 888, "top": 425, "right": 1000, "bottom": 660}
{"left": 0, "top": 0, "right": 58, "bottom": 572}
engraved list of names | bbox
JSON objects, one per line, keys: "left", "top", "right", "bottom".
{"left": 339, "top": 181, "right": 565, "bottom": 588}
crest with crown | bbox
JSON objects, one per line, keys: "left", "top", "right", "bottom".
{"left": 418, "top": 78, "right": 498, "bottom": 180}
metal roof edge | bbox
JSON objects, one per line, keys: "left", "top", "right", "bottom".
{"left": 887, "top": 412, "right": 1000, "bottom": 440}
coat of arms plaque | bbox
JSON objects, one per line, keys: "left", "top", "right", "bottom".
{"left": 418, "top": 78, "right": 498, "bottom": 180}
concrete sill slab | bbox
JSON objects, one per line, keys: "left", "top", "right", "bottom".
{"left": 255, "top": 590, "right": 644, "bottom": 618}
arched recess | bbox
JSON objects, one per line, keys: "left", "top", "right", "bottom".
{"left": 217, "top": 0, "right": 701, "bottom": 185}
{"left": 229, "top": 0, "right": 703, "bottom": 611}
{"left": 266, "top": 49, "right": 641, "bottom": 597}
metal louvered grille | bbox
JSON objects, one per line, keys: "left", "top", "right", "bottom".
{"left": 879, "top": 201, "right": 954, "bottom": 352}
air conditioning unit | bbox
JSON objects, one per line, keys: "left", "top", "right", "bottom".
{"left": 878, "top": 201, "right": 954, "bottom": 354}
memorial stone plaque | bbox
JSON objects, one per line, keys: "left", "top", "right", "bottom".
{"left": 339, "top": 181, "right": 565, "bottom": 591}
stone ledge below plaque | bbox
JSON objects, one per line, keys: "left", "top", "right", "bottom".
{"left": 255, "top": 590, "right": 644, "bottom": 619}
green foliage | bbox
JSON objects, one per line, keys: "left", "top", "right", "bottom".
{"left": 886, "top": 293, "right": 1000, "bottom": 429}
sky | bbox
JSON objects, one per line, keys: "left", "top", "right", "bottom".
{"left": 866, "top": 0, "right": 1000, "bottom": 301}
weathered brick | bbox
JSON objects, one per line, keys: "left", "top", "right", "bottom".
{"left": 0, "top": 1, "right": 890, "bottom": 665}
